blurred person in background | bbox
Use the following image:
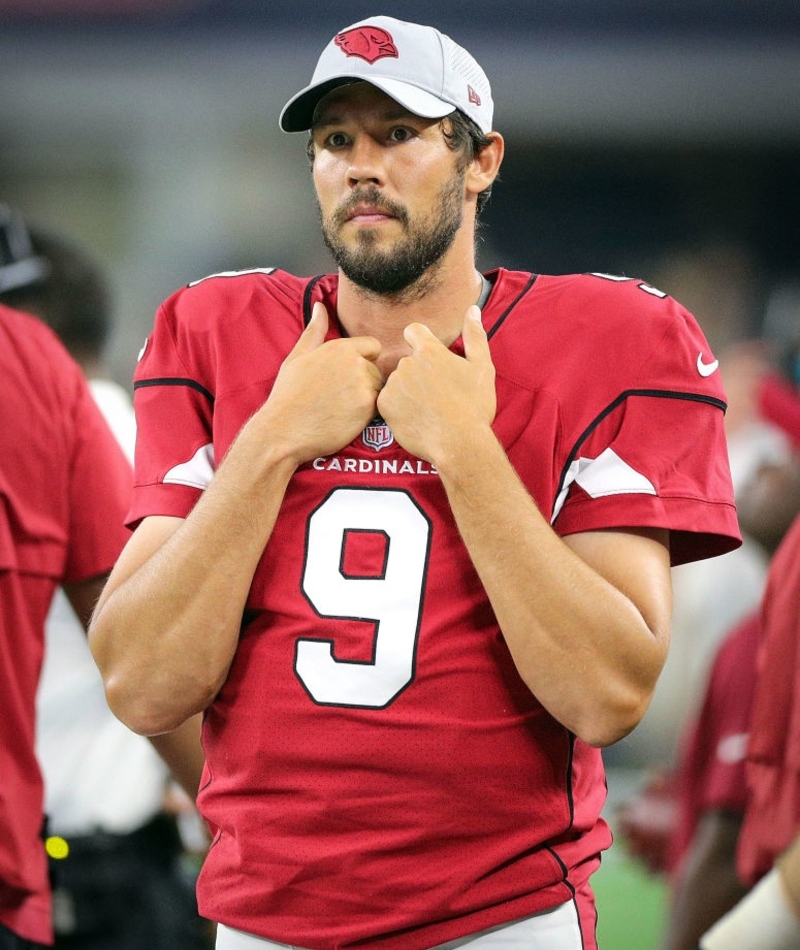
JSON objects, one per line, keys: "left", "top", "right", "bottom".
{"left": 615, "top": 328, "right": 800, "bottom": 949}
{"left": 698, "top": 500, "right": 800, "bottom": 949}
{"left": 88, "top": 15, "right": 740, "bottom": 950}
{"left": 658, "top": 446, "right": 800, "bottom": 949}
{"left": 0, "top": 205, "right": 210, "bottom": 950}
{"left": 0, "top": 294, "right": 131, "bottom": 948}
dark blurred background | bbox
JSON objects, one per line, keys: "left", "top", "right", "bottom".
{"left": 1, "top": 0, "right": 798, "bottom": 382}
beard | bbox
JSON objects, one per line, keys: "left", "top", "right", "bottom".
{"left": 318, "top": 173, "right": 465, "bottom": 297}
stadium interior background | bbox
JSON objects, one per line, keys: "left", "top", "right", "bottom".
{"left": 2, "top": 3, "right": 799, "bottom": 944}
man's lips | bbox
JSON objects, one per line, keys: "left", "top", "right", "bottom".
{"left": 345, "top": 205, "right": 395, "bottom": 223}
{"left": 333, "top": 190, "right": 407, "bottom": 228}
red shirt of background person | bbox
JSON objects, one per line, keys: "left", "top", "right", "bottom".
{"left": 738, "top": 512, "right": 800, "bottom": 886}
{"left": 668, "top": 611, "right": 761, "bottom": 873}
{"left": 0, "top": 303, "right": 132, "bottom": 945}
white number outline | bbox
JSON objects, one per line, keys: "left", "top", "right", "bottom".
{"left": 295, "top": 487, "right": 432, "bottom": 709}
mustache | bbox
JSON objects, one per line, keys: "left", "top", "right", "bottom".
{"left": 331, "top": 188, "right": 409, "bottom": 228}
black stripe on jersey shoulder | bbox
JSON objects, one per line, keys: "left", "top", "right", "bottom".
{"left": 302, "top": 275, "right": 325, "bottom": 327}
{"left": 556, "top": 387, "right": 727, "bottom": 499}
{"left": 486, "top": 274, "right": 538, "bottom": 340}
{"left": 133, "top": 377, "right": 214, "bottom": 403}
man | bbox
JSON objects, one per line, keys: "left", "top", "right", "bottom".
{"left": 0, "top": 300, "right": 132, "bottom": 948}
{"left": 0, "top": 207, "right": 210, "bottom": 950}
{"left": 88, "top": 15, "right": 740, "bottom": 950}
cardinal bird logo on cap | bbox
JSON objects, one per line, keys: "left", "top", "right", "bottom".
{"left": 334, "top": 27, "right": 399, "bottom": 64}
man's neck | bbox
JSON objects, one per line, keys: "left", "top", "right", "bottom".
{"left": 336, "top": 249, "right": 485, "bottom": 376}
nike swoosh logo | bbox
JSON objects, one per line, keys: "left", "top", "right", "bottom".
{"left": 697, "top": 353, "right": 719, "bottom": 377}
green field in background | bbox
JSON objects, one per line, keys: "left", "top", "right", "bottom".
{"left": 594, "top": 844, "right": 668, "bottom": 949}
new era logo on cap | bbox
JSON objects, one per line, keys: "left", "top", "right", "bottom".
{"left": 279, "top": 15, "right": 494, "bottom": 135}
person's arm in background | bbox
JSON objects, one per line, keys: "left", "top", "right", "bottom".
{"left": 148, "top": 715, "right": 205, "bottom": 800}
{"left": 698, "top": 833, "right": 800, "bottom": 950}
{"left": 659, "top": 810, "right": 748, "bottom": 950}
{"left": 62, "top": 575, "right": 109, "bottom": 630}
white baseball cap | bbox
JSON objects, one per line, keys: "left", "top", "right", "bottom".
{"left": 279, "top": 15, "right": 494, "bottom": 135}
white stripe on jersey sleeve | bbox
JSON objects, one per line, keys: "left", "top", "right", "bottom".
{"left": 162, "top": 443, "right": 216, "bottom": 490}
{"left": 188, "top": 268, "right": 276, "bottom": 287}
{"left": 551, "top": 447, "right": 656, "bottom": 524}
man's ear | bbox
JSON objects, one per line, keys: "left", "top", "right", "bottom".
{"left": 466, "top": 133, "right": 505, "bottom": 198}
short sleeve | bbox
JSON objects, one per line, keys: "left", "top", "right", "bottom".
{"left": 128, "top": 297, "right": 216, "bottom": 527}
{"left": 551, "top": 289, "right": 740, "bottom": 564}
{"left": 553, "top": 391, "right": 740, "bottom": 563}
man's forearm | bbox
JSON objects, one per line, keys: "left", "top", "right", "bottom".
{"left": 435, "top": 427, "right": 671, "bottom": 747}
{"left": 90, "top": 436, "right": 298, "bottom": 735}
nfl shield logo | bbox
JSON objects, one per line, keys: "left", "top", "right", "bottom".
{"left": 362, "top": 420, "right": 394, "bottom": 451}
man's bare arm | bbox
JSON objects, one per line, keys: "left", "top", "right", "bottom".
{"left": 378, "top": 308, "right": 673, "bottom": 747}
{"left": 439, "top": 437, "right": 671, "bottom": 747}
{"left": 89, "top": 306, "right": 383, "bottom": 736}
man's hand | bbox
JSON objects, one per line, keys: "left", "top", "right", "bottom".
{"left": 377, "top": 306, "right": 496, "bottom": 464}
{"left": 261, "top": 302, "right": 384, "bottom": 464}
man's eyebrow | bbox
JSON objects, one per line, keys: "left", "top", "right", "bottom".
{"left": 312, "top": 108, "right": 419, "bottom": 130}
{"left": 311, "top": 114, "right": 343, "bottom": 130}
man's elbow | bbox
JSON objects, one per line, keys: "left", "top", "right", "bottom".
{"left": 576, "top": 638, "right": 667, "bottom": 747}
{"left": 103, "top": 672, "right": 212, "bottom": 737}
{"left": 570, "top": 687, "right": 654, "bottom": 749}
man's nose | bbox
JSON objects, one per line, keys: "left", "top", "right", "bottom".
{"left": 346, "top": 135, "right": 384, "bottom": 187}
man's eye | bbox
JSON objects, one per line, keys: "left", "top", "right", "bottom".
{"left": 327, "top": 132, "right": 349, "bottom": 148}
{"left": 389, "top": 127, "right": 413, "bottom": 142}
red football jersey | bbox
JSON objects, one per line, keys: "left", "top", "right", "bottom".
{"left": 0, "top": 305, "right": 132, "bottom": 944}
{"left": 130, "top": 268, "right": 740, "bottom": 950}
